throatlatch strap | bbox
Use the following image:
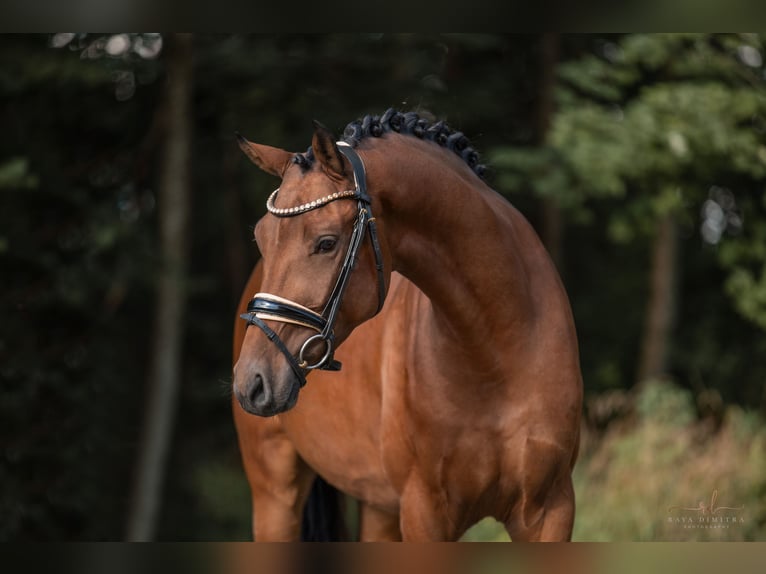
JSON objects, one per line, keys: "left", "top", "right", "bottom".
{"left": 366, "top": 218, "right": 386, "bottom": 313}
{"left": 337, "top": 142, "right": 369, "bottom": 201}
{"left": 337, "top": 143, "right": 386, "bottom": 313}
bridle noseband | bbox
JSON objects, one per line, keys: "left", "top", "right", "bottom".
{"left": 240, "top": 142, "right": 386, "bottom": 387}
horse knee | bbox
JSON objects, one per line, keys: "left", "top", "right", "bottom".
{"left": 398, "top": 479, "right": 454, "bottom": 541}
{"left": 252, "top": 497, "right": 303, "bottom": 541}
{"left": 508, "top": 436, "right": 573, "bottom": 539}
{"left": 539, "top": 477, "right": 575, "bottom": 541}
{"left": 359, "top": 504, "right": 401, "bottom": 541}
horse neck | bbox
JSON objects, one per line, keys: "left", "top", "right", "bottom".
{"left": 365, "top": 137, "right": 537, "bottom": 355}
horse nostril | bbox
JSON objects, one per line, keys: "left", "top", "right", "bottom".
{"left": 248, "top": 373, "right": 272, "bottom": 409}
{"left": 247, "top": 373, "right": 262, "bottom": 402}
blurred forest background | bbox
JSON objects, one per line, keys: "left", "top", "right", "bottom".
{"left": 1, "top": 33, "right": 765, "bottom": 541}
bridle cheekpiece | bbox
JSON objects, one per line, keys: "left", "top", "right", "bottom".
{"left": 240, "top": 142, "right": 386, "bottom": 387}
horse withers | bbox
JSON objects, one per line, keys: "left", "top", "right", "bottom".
{"left": 232, "top": 110, "right": 583, "bottom": 541}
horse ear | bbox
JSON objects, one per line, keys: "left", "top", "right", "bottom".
{"left": 236, "top": 133, "right": 293, "bottom": 178}
{"left": 311, "top": 120, "right": 347, "bottom": 179}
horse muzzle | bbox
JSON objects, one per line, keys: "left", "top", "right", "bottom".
{"left": 240, "top": 293, "right": 342, "bottom": 388}
{"left": 233, "top": 362, "right": 301, "bottom": 417}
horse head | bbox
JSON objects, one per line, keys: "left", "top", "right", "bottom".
{"left": 233, "top": 122, "right": 390, "bottom": 416}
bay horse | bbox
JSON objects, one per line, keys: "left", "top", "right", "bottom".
{"left": 231, "top": 110, "right": 582, "bottom": 541}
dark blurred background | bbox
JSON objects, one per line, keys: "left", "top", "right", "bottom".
{"left": 1, "top": 34, "right": 764, "bottom": 541}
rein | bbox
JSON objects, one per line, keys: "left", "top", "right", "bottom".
{"left": 240, "top": 143, "right": 386, "bottom": 387}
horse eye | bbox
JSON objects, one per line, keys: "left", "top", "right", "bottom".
{"left": 315, "top": 237, "right": 338, "bottom": 254}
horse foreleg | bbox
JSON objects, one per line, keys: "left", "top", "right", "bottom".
{"left": 233, "top": 399, "right": 315, "bottom": 540}
{"left": 398, "top": 475, "right": 458, "bottom": 541}
{"left": 505, "top": 474, "right": 575, "bottom": 541}
{"left": 538, "top": 474, "right": 575, "bottom": 541}
{"left": 359, "top": 503, "right": 401, "bottom": 541}
{"left": 503, "top": 437, "right": 576, "bottom": 542}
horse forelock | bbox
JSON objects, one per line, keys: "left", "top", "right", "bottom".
{"left": 294, "top": 109, "right": 488, "bottom": 179}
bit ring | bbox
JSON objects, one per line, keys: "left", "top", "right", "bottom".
{"left": 298, "top": 334, "right": 334, "bottom": 370}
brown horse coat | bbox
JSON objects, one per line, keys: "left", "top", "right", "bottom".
{"left": 232, "top": 116, "right": 582, "bottom": 541}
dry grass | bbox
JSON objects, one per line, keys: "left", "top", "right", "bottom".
{"left": 573, "top": 380, "right": 766, "bottom": 541}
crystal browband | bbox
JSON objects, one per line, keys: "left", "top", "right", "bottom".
{"left": 266, "top": 188, "right": 359, "bottom": 217}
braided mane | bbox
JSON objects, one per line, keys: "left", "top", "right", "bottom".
{"left": 296, "top": 108, "right": 487, "bottom": 179}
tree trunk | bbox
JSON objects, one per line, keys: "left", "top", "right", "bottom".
{"left": 222, "top": 144, "right": 250, "bottom": 304}
{"left": 536, "top": 33, "right": 563, "bottom": 270}
{"left": 636, "top": 213, "right": 678, "bottom": 383}
{"left": 125, "top": 34, "right": 193, "bottom": 542}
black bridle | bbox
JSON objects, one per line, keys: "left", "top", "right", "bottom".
{"left": 240, "top": 142, "right": 386, "bottom": 387}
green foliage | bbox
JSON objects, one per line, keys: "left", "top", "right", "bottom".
{"left": 553, "top": 83, "right": 766, "bottom": 198}
{"left": 635, "top": 379, "right": 696, "bottom": 427}
{"left": 496, "top": 34, "right": 766, "bottom": 213}
{"left": 724, "top": 265, "right": 766, "bottom": 329}
{"left": 461, "top": 517, "right": 510, "bottom": 542}
{"left": 0, "top": 157, "right": 38, "bottom": 189}
{"left": 718, "top": 209, "right": 766, "bottom": 329}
